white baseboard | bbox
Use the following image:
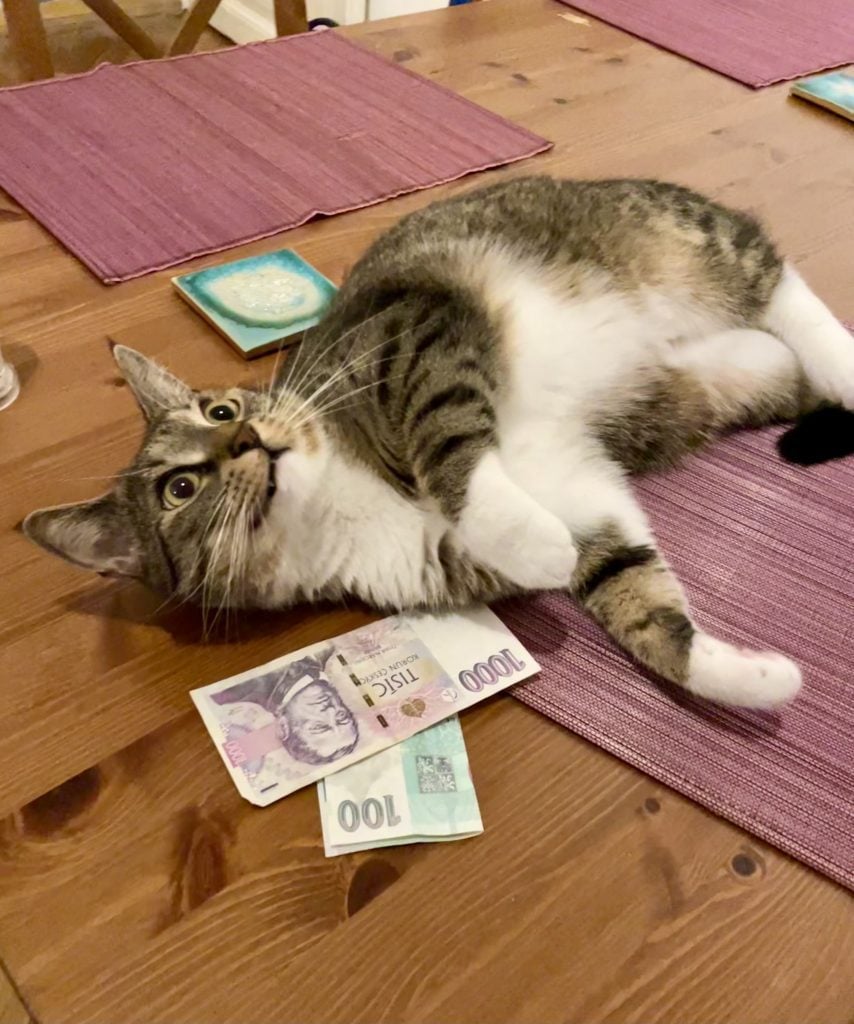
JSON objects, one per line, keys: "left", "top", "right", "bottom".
{"left": 207, "top": 0, "right": 367, "bottom": 40}
{"left": 207, "top": 0, "right": 269, "bottom": 41}
{"left": 209, "top": 0, "right": 275, "bottom": 42}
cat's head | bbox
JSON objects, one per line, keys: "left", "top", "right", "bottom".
{"left": 23, "top": 345, "right": 328, "bottom": 610}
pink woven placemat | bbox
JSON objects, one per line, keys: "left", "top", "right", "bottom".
{"left": 503, "top": 422, "right": 854, "bottom": 889}
{"left": 0, "top": 32, "right": 550, "bottom": 283}
{"left": 559, "top": 0, "right": 854, "bottom": 87}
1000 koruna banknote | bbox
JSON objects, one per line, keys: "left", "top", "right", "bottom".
{"left": 191, "top": 606, "right": 539, "bottom": 806}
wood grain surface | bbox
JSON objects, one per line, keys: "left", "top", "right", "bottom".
{"left": 0, "top": 2, "right": 852, "bottom": 1022}
{"left": 0, "top": 966, "right": 31, "bottom": 1024}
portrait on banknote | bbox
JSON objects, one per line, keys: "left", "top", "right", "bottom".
{"left": 195, "top": 617, "right": 457, "bottom": 801}
{"left": 211, "top": 647, "right": 360, "bottom": 766}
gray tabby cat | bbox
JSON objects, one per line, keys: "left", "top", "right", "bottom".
{"left": 24, "top": 177, "right": 854, "bottom": 709}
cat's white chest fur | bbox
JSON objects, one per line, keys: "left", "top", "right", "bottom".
{"left": 263, "top": 452, "right": 446, "bottom": 609}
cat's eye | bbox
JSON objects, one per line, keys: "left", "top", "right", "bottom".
{"left": 203, "top": 399, "right": 241, "bottom": 424}
{"left": 161, "top": 470, "right": 203, "bottom": 510}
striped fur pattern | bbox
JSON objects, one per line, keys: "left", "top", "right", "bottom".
{"left": 24, "top": 177, "right": 854, "bottom": 709}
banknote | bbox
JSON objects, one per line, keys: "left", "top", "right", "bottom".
{"left": 318, "top": 715, "right": 482, "bottom": 856}
{"left": 191, "top": 606, "right": 538, "bottom": 806}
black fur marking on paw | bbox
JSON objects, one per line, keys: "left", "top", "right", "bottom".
{"left": 777, "top": 405, "right": 854, "bottom": 466}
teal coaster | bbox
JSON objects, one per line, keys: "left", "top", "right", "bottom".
{"left": 173, "top": 249, "right": 338, "bottom": 358}
{"left": 790, "top": 70, "right": 854, "bottom": 124}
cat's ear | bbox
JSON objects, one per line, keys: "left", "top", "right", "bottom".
{"left": 111, "top": 344, "right": 192, "bottom": 421}
{"left": 22, "top": 495, "right": 142, "bottom": 579}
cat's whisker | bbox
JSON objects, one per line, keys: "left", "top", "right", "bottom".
{"left": 273, "top": 341, "right": 404, "bottom": 430}
{"left": 223, "top": 499, "right": 246, "bottom": 608}
{"left": 208, "top": 489, "right": 254, "bottom": 635}
{"left": 263, "top": 327, "right": 338, "bottom": 417}
{"left": 286, "top": 372, "right": 408, "bottom": 430}
{"left": 262, "top": 303, "right": 409, "bottom": 436}
{"left": 272, "top": 308, "right": 388, "bottom": 410}
{"left": 267, "top": 318, "right": 403, "bottom": 420}
{"left": 235, "top": 498, "right": 254, "bottom": 607}
{"left": 267, "top": 342, "right": 349, "bottom": 419}
{"left": 260, "top": 329, "right": 304, "bottom": 409}
{"left": 177, "top": 490, "right": 230, "bottom": 611}
{"left": 216, "top": 490, "right": 251, "bottom": 602}
{"left": 201, "top": 491, "right": 242, "bottom": 635}
{"left": 269, "top": 327, "right": 324, "bottom": 401}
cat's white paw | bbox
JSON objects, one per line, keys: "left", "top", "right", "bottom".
{"left": 459, "top": 501, "right": 578, "bottom": 591}
{"left": 686, "top": 634, "right": 802, "bottom": 709}
{"left": 839, "top": 378, "right": 854, "bottom": 412}
{"left": 809, "top": 368, "right": 854, "bottom": 411}
{"left": 811, "top": 346, "right": 854, "bottom": 409}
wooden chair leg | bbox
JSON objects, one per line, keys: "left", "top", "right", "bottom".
{"left": 273, "top": 0, "right": 308, "bottom": 36}
{"left": 167, "top": 0, "right": 223, "bottom": 55}
{"left": 3, "top": 0, "right": 54, "bottom": 81}
{"left": 77, "top": 0, "right": 162, "bottom": 59}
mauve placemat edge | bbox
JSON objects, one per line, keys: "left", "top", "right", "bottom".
{"left": 558, "top": 0, "right": 854, "bottom": 88}
{"left": 0, "top": 31, "right": 553, "bottom": 283}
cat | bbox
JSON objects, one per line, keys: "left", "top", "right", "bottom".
{"left": 23, "top": 177, "right": 854, "bottom": 710}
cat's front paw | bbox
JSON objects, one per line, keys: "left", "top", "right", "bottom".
{"left": 459, "top": 502, "right": 578, "bottom": 591}
{"left": 504, "top": 512, "right": 579, "bottom": 590}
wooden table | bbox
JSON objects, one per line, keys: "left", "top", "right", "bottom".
{"left": 1, "top": 2, "right": 852, "bottom": 1021}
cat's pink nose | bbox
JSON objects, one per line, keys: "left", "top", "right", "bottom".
{"left": 230, "top": 422, "right": 262, "bottom": 457}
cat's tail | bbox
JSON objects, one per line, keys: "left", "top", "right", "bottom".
{"left": 777, "top": 405, "right": 854, "bottom": 466}
{"left": 570, "top": 527, "right": 802, "bottom": 709}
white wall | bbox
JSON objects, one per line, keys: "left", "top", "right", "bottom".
{"left": 209, "top": 0, "right": 363, "bottom": 43}
{"left": 209, "top": 0, "right": 449, "bottom": 44}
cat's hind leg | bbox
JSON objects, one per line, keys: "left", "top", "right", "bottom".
{"left": 764, "top": 263, "right": 854, "bottom": 410}
{"left": 676, "top": 326, "right": 854, "bottom": 463}
{"left": 672, "top": 327, "right": 805, "bottom": 430}
{"left": 572, "top": 519, "right": 801, "bottom": 709}
{"left": 507, "top": 440, "right": 802, "bottom": 708}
